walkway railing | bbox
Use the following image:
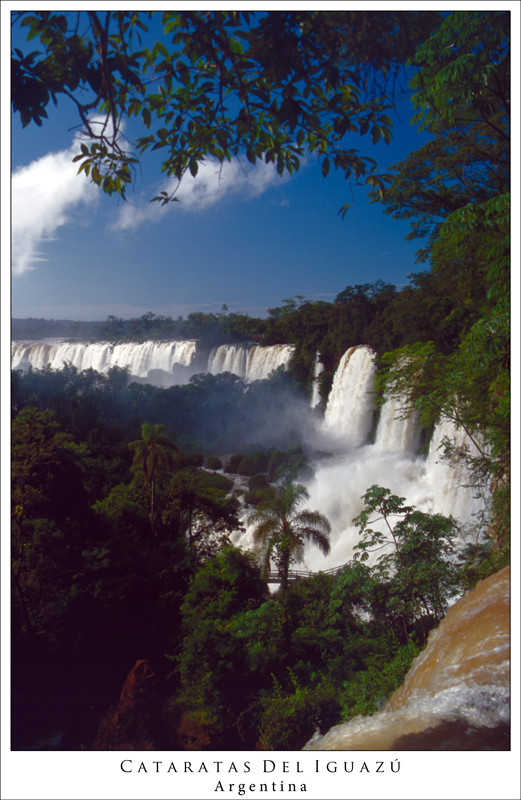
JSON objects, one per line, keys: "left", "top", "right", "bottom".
{"left": 267, "top": 563, "right": 349, "bottom": 584}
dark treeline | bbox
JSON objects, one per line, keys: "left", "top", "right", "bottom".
{"left": 11, "top": 363, "right": 314, "bottom": 456}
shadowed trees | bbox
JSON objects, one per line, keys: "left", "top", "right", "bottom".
{"left": 129, "top": 422, "right": 177, "bottom": 535}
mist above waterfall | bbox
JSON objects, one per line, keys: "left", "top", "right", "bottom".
{"left": 12, "top": 337, "right": 489, "bottom": 569}
{"left": 228, "top": 343, "right": 488, "bottom": 572}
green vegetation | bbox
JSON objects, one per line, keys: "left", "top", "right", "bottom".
{"left": 11, "top": 11, "right": 440, "bottom": 200}
{"left": 11, "top": 10, "right": 509, "bottom": 750}
{"left": 10, "top": 362, "right": 508, "bottom": 748}
{"left": 250, "top": 484, "right": 330, "bottom": 598}
{"left": 170, "top": 481, "right": 461, "bottom": 750}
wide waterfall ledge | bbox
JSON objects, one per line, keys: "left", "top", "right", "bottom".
{"left": 11, "top": 339, "right": 296, "bottom": 387}
{"left": 12, "top": 338, "right": 490, "bottom": 560}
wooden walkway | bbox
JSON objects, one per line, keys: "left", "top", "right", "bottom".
{"left": 267, "top": 563, "right": 349, "bottom": 584}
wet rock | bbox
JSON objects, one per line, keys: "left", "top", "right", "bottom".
{"left": 305, "top": 567, "right": 510, "bottom": 750}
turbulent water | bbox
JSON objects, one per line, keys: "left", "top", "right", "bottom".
{"left": 310, "top": 353, "right": 324, "bottom": 409}
{"left": 11, "top": 339, "right": 199, "bottom": 385}
{"left": 323, "top": 346, "right": 376, "bottom": 443}
{"left": 13, "top": 337, "right": 488, "bottom": 558}
{"left": 289, "top": 346, "right": 486, "bottom": 572}
{"left": 305, "top": 567, "right": 510, "bottom": 750}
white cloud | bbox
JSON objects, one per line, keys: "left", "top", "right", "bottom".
{"left": 12, "top": 137, "right": 100, "bottom": 276}
{"left": 110, "top": 157, "right": 286, "bottom": 232}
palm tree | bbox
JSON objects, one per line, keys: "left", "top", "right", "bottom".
{"left": 129, "top": 422, "right": 177, "bottom": 535}
{"left": 248, "top": 482, "right": 331, "bottom": 641}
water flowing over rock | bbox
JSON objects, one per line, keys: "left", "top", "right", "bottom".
{"left": 222, "top": 342, "right": 488, "bottom": 571}
{"left": 297, "top": 342, "right": 484, "bottom": 571}
{"left": 13, "top": 338, "right": 488, "bottom": 561}
{"left": 208, "top": 343, "right": 295, "bottom": 381}
{"left": 374, "top": 395, "right": 421, "bottom": 453}
{"left": 305, "top": 567, "right": 510, "bottom": 750}
{"left": 11, "top": 339, "right": 198, "bottom": 385}
{"left": 310, "top": 353, "right": 324, "bottom": 409}
{"left": 424, "top": 418, "right": 486, "bottom": 522}
{"left": 11, "top": 340, "right": 295, "bottom": 387}
{"left": 323, "top": 346, "right": 376, "bottom": 444}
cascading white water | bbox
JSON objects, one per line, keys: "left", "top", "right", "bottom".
{"left": 296, "top": 348, "right": 487, "bottom": 572}
{"left": 374, "top": 395, "right": 421, "bottom": 454}
{"left": 208, "top": 344, "right": 249, "bottom": 378}
{"left": 310, "top": 353, "right": 324, "bottom": 409}
{"left": 12, "top": 338, "right": 488, "bottom": 564}
{"left": 208, "top": 343, "right": 295, "bottom": 381}
{"left": 301, "top": 449, "right": 421, "bottom": 570}
{"left": 11, "top": 340, "right": 199, "bottom": 386}
{"left": 229, "top": 343, "right": 488, "bottom": 574}
{"left": 12, "top": 340, "right": 295, "bottom": 387}
{"left": 301, "top": 437, "right": 487, "bottom": 574}
{"left": 305, "top": 567, "right": 510, "bottom": 750}
{"left": 423, "top": 418, "right": 487, "bottom": 523}
{"left": 323, "top": 346, "right": 376, "bottom": 443}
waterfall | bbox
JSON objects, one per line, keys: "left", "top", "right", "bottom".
{"left": 208, "top": 344, "right": 249, "bottom": 378}
{"left": 11, "top": 340, "right": 294, "bottom": 387}
{"left": 310, "top": 353, "right": 324, "bottom": 408}
{"left": 295, "top": 347, "right": 488, "bottom": 573}
{"left": 224, "top": 344, "right": 488, "bottom": 573}
{"left": 302, "top": 447, "right": 430, "bottom": 571}
{"left": 301, "top": 425, "right": 487, "bottom": 574}
{"left": 423, "top": 418, "right": 487, "bottom": 523}
{"left": 374, "top": 395, "right": 421, "bottom": 453}
{"left": 11, "top": 339, "right": 199, "bottom": 386}
{"left": 13, "top": 338, "right": 489, "bottom": 557}
{"left": 305, "top": 567, "right": 510, "bottom": 750}
{"left": 207, "top": 343, "right": 294, "bottom": 381}
{"left": 323, "top": 346, "right": 376, "bottom": 444}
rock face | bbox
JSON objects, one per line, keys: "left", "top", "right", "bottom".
{"left": 305, "top": 567, "right": 510, "bottom": 750}
{"left": 91, "top": 659, "right": 158, "bottom": 750}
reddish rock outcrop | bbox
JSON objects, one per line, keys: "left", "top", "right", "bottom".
{"left": 91, "top": 659, "right": 158, "bottom": 750}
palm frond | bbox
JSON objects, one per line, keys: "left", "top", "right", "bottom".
{"left": 295, "top": 509, "right": 332, "bottom": 534}
{"left": 305, "top": 528, "right": 331, "bottom": 555}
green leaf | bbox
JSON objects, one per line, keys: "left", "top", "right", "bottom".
{"left": 371, "top": 125, "right": 381, "bottom": 144}
{"left": 321, "top": 157, "right": 330, "bottom": 178}
{"left": 154, "top": 41, "right": 170, "bottom": 59}
{"left": 117, "top": 169, "right": 132, "bottom": 183}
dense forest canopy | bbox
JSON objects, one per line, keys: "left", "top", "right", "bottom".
{"left": 10, "top": 9, "right": 510, "bottom": 754}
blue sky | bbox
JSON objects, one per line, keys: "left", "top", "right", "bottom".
{"left": 9, "top": 11, "right": 435, "bottom": 322}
